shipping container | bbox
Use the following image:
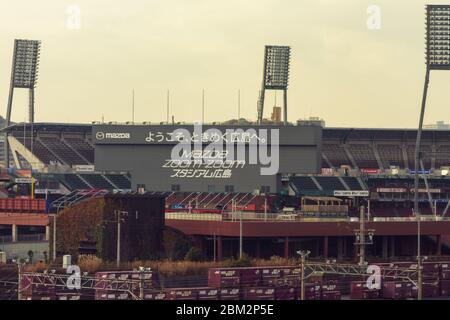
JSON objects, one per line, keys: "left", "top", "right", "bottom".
{"left": 239, "top": 267, "right": 261, "bottom": 287}
{"left": 275, "top": 287, "right": 296, "bottom": 300}
{"left": 260, "top": 267, "right": 282, "bottom": 286}
{"left": 321, "top": 290, "right": 341, "bottom": 300}
{"left": 165, "top": 288, "right": 198, "bottom": 300}
{"left": 382, "top": 282, "right": 404, "bottom": 300}
{"left": 440, "top": 280, "right": 450, "bottom": 297}
{"left": 321, "top": 280, "right": 340, "bottom": 293}
{"left": 403, "top": 282, "right": 413, "bottom": 299}
{"left": 350, "top": 281, "right": 379, "bottom": 300}
{"left": 300, "top": 283, "right": 321, "bottom": 300}
{"left": 208, "top": 268, "right": 240, "bottom": 288}
{"left": 197, "top": 288, "right": 219, "bottom": 300}
{"left": 94, "top": 270, "right": 156, "bottom": 292}
{"left": 56, "top": 293, "right": 81, "bottom": 301}
{"left": 242, "top": 287, "right": 275, "bottom": 300}
{"left": 219, "top": 288, "right": 240, "bottom": 300}
{"left": 143, "top": 291, "right": 166, "bottom": 300}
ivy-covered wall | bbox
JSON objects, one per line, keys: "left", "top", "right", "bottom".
{"left": 51, "top": 194, "right": 165, "bottom": 261}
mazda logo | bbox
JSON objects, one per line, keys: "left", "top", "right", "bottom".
{"left": 96, "top": 132, "right": 105, "bottom": 140}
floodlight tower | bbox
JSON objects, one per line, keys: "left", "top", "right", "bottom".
{"left": 4, "top": 39, "right": 41, "bottom": 167}
{"left": 414, "top": 4, "right": 450, "bottom": 300}
{"left": 257, "top": 45, "right": 291, "bottom": 125}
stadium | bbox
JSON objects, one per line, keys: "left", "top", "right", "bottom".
{"left": 2, "top": 3, "right": 450, "bottom": 302}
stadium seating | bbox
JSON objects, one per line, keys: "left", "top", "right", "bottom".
{"left": 348, "top": 144, "right": 378, "bottom": 168}
{"left": 377, "top": 144, "right": 403, "bottom": 168}
{"left": 105, "top": 174, "right": 131, "bottom": 189}
{"left": 14, "top": 136, "right": 62, "bottom": 165}
{"left": 39, "top": 137, "right": 88, "bottom": 165}
{"left": 290, "top": 176, "right": 319, "bottom": 191}
{"left": 314, "top": 176, "right": 345, "bottom": 191}
{"left": 322, "top": 144, "right": 350, "bottom": 168}
{"left": 79, "top": 174, "right": 114, "bottom": 189}
{"left": 61, "top": 174, "right": 91, "bottom": 190}
{"left": 342, "top": 177, "right": 363, "bottom": 190}
{"left": 64, "top": 137, "right": 94, "bottom": 164}
{"left": 406, "top": 144, "right": 431, "bottom": 169}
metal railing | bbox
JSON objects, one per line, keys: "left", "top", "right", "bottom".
{"left": 165, "top": 211, "right": 450, "bottom": 223}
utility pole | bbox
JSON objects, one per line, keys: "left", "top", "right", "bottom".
{"left": 132, "top": 89, "right": 135, "bottom": 124}
{"left": 237, "top": 89, "right": 241, "bottom": 124}
{"left": 52, "top": 214, "right": 57, "bottom": 261}
{"left": 264, "top": 197, "right": 267, "bottom": 222}
{"left": 213, "top": 233, "right": 216, "bottom": 262}
{"left": 138, "top": 267, "right": 149, "bottom": 300}
{"left": 239, "top": 208, "right": 243, "bottom": 259}
{"left": 17, "top": 260, "right": 23, "bottom": 300}
{"left": 166, "top": 89, "right": 170, "bottom": 124}
{"left": 359, "top": 206, "right": 365, "bottom": 266}
{"left": 297, "top": 250, "right": 310, "bottom": 301}
{"left": 354, "top": 206, "right": 375, "bottom": 266}
{"left": 202, "top": 89, "right": 205, "bottom": 123}
{"left": 114, "top": 210, "right": 128, "bottom": 268}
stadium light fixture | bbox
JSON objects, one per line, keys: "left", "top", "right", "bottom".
{"left": 6, "top": 39, "right": 41, "bottom": 125}
{"left": 257, "top": 45, "right": 291, "bottom": 125}
{"left": 4, "top": 39, "right": 41, "bottom": 168}
{"left": 414, "top": 4, "right": 450, "bottom": 301}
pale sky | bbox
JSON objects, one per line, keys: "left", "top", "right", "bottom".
{"left": 1, "top": 0, "right": 450, "bottom": 128}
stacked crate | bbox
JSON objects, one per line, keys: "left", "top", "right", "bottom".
{"left": 350, "top": 281, "right": 380, "bottom": 300}
{"left": 242, "top": 287, "right": 275, "bottom": 300}
{"left": 94, "top": 270, "right": 155, "bottom": 300}
{"left": 240, "top": 267, "right": 262, "bottom": 287}
{"left": 165, "top": 288, "right": 199, "bottom": 300}
{"left": 143, "top": 291, "right": 166, "bottom": 300}
{"left": 303, "top": 283, "right": 322, "bottom": 300}
{"left": 208, "top": 268, "right": 241, "bottom": 288}
{"left": 440, "top": 262, "right": 450, "bottom": 297}
{"left": 218, "top": 288, "right": 240, "bottom": 300}
{"left": 382, "top": 282, "right": 404, "bottom": 299}
{"left": 320, "top": 280, "right": 341, "bottom": 300}
{"left": 274, "top": 287, "right": 297, "bottom": 300}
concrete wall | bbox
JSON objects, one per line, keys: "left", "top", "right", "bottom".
{"left": 0, "top": 241, "right": 49, "bottom": 262}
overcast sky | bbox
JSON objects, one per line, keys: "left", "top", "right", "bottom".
{"left": 0, "top": 0, "right": 449, "bottom": 128}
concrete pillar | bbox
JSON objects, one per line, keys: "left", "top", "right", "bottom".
{"left": 436, "top": 235, "right": 442, "bottom": 256}
{"left": 323, "top": 236, "right": 329, "bottom": 258}
{"left": 217, "top": 236, "right": 223, "bottom": 261}
{"left": 382, "top": 236, "right": 388, "bottom": 260}
{"left": 337, "top": 237, "right": 343, "bottom": 260}
{"left": 12, "top": 224, "right": 17, "bottom": 242}
{"left": 353, "top": 239, "right": 358, "bottom": 262}
{"left": 284, "top": 237, "right": 289, "bottom": 258}
{"left": 390, "top": 236, "right": 396, "bottom": 258}
{"left": 45, "top": 225, "right": 50, "bottom": 241}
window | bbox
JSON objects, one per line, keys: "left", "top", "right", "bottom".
{"left": 137, "top": 184, "right": 146, "bottom": 194}
{"left": 171, "top": 184, "right": 181, "bottom": 192}
{"left": 260, "top": 186, "right": 270, "bottom": 194}
{"left": 225, "top": 185, "right": 234, "bottom": 193}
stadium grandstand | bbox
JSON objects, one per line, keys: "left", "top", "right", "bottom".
{"left": 0, "top": 122, "right": 448, "bottom": 217}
